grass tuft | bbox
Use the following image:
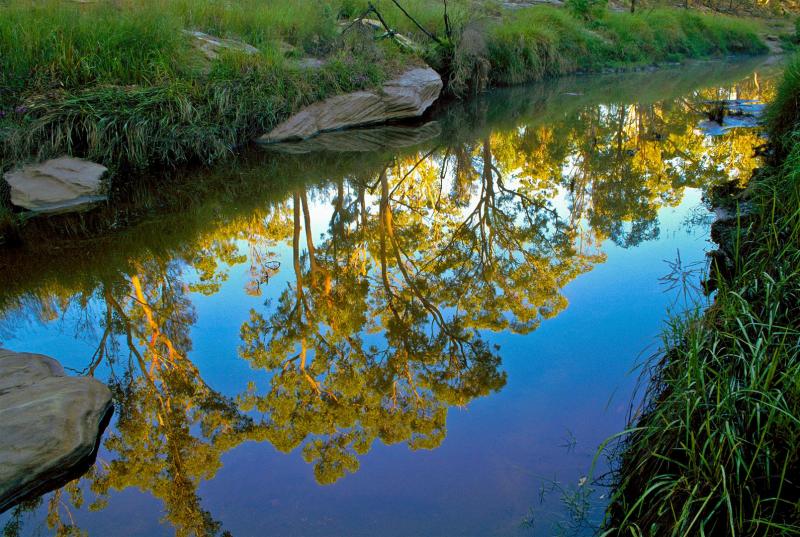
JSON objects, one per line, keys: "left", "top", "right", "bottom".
{"left": 482, "top": 7, "right": 767, "bottom": 87}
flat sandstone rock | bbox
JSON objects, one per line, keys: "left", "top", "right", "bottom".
{"left": 4, "top": 157, "right": 108, "bottom": 213}
{"left": 0, "top": 349, "right": 113, "bottom": 513}
{"left": 260, "top": 67, "right": 443, "bottom": 143}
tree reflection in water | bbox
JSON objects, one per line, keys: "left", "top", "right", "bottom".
{"left": 0, "top": 64, "right": 774, "bottom": 536}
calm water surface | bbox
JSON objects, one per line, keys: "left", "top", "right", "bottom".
{"left": 0, "top": 59, "right": 780, "bottom": 536}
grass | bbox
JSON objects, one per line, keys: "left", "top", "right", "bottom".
{"left": 0, "top": 1, "right": 767, "bottom": 171}
{"left": 602, "top": 55, "right": 800, "bottom": 536}
{"left": 5, "top": 54, "right": 388, "bottom": 170}
{"left": 767, "top": 56, "right": 800, "bottom": 155}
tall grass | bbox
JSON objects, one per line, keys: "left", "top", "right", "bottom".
{"left": 0, "top": 0, "right": 187, "bottom": 102}
{"left": 602, "top": 56, "right": 800, "bottom": 536}
{"left": 4, "top": 54, "right": 387, "bottom": 170}
{"left": 767, "top": 57, "right": 800, "bottom": 157}
{"left": 170, "top": 0, "right": 341, "bottom": 52}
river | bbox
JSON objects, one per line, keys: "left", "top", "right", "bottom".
{"left": 0, "top": 57, "right": 781, "bottom": 537}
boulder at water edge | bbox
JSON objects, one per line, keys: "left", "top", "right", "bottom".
{"left": 4, "top": 157, "right": 108, "bottom": 213}
{"left": 259, "top": 67, "right": 443, "bottom": 143}
{"left": 0, "top": 349, "right": 113, "bottom": 513}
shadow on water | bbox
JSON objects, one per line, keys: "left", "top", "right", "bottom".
{"left": 0, "top": 57, "right": 781, "bottom": 536}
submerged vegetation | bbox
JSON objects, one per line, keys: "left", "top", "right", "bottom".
{"left": 603, "top": 57, "right": 800, "bottom": 536}
{"left": 0, "top": 0, "right": 767, "bottom": 179}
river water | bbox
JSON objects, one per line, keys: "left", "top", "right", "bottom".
{"left": 0, "top": 58, "right": 780, "bottom": 536}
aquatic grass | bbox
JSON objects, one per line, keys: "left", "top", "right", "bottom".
{"left": 602, "top": 56, "right": 800, "bottom": 536}
{"left": 767, "top": 56, "right": 800, "bottom": 157}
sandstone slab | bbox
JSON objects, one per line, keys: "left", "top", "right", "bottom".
{"left": 259, "top": 67, "right": 443, "bottom": 143}
{"left": 4, "top": 157, "right": 108, "bottom": 213}
{"left": 0, "top": 349, "right": 113, "bottom": 513}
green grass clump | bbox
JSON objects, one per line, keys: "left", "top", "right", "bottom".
{"left": 348, "top": 0, "right": 471, "bottom": 40}
{"left": 768, "top": 57, "right": 800, "bottom": 157}
{"left": 602, "top": 56, "right": 800, "bottom": 536}
{"left": 0, "top": 0, "right": 187, "bottom": 104}
{"left": 486, "top": 8, "right": 602, "bottom": 85}
{"left": 596, "top": 10, "right": 754, "bottom": 63}
{"left": 5, "top": 53, "right": 386, "bottom": 170}
{"left": 170, "top": 0, "right": 340, "bottom": 52}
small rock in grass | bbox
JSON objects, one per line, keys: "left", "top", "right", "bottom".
{"left": 184, "top": 30, "right": 259, "bottom": 61}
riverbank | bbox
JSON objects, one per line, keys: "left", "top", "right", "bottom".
{"left": 603, "top": 56, "right": 800, "bottom": 535}
{"left": 0, "top": 0, "right": 772, "bottom": 239}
